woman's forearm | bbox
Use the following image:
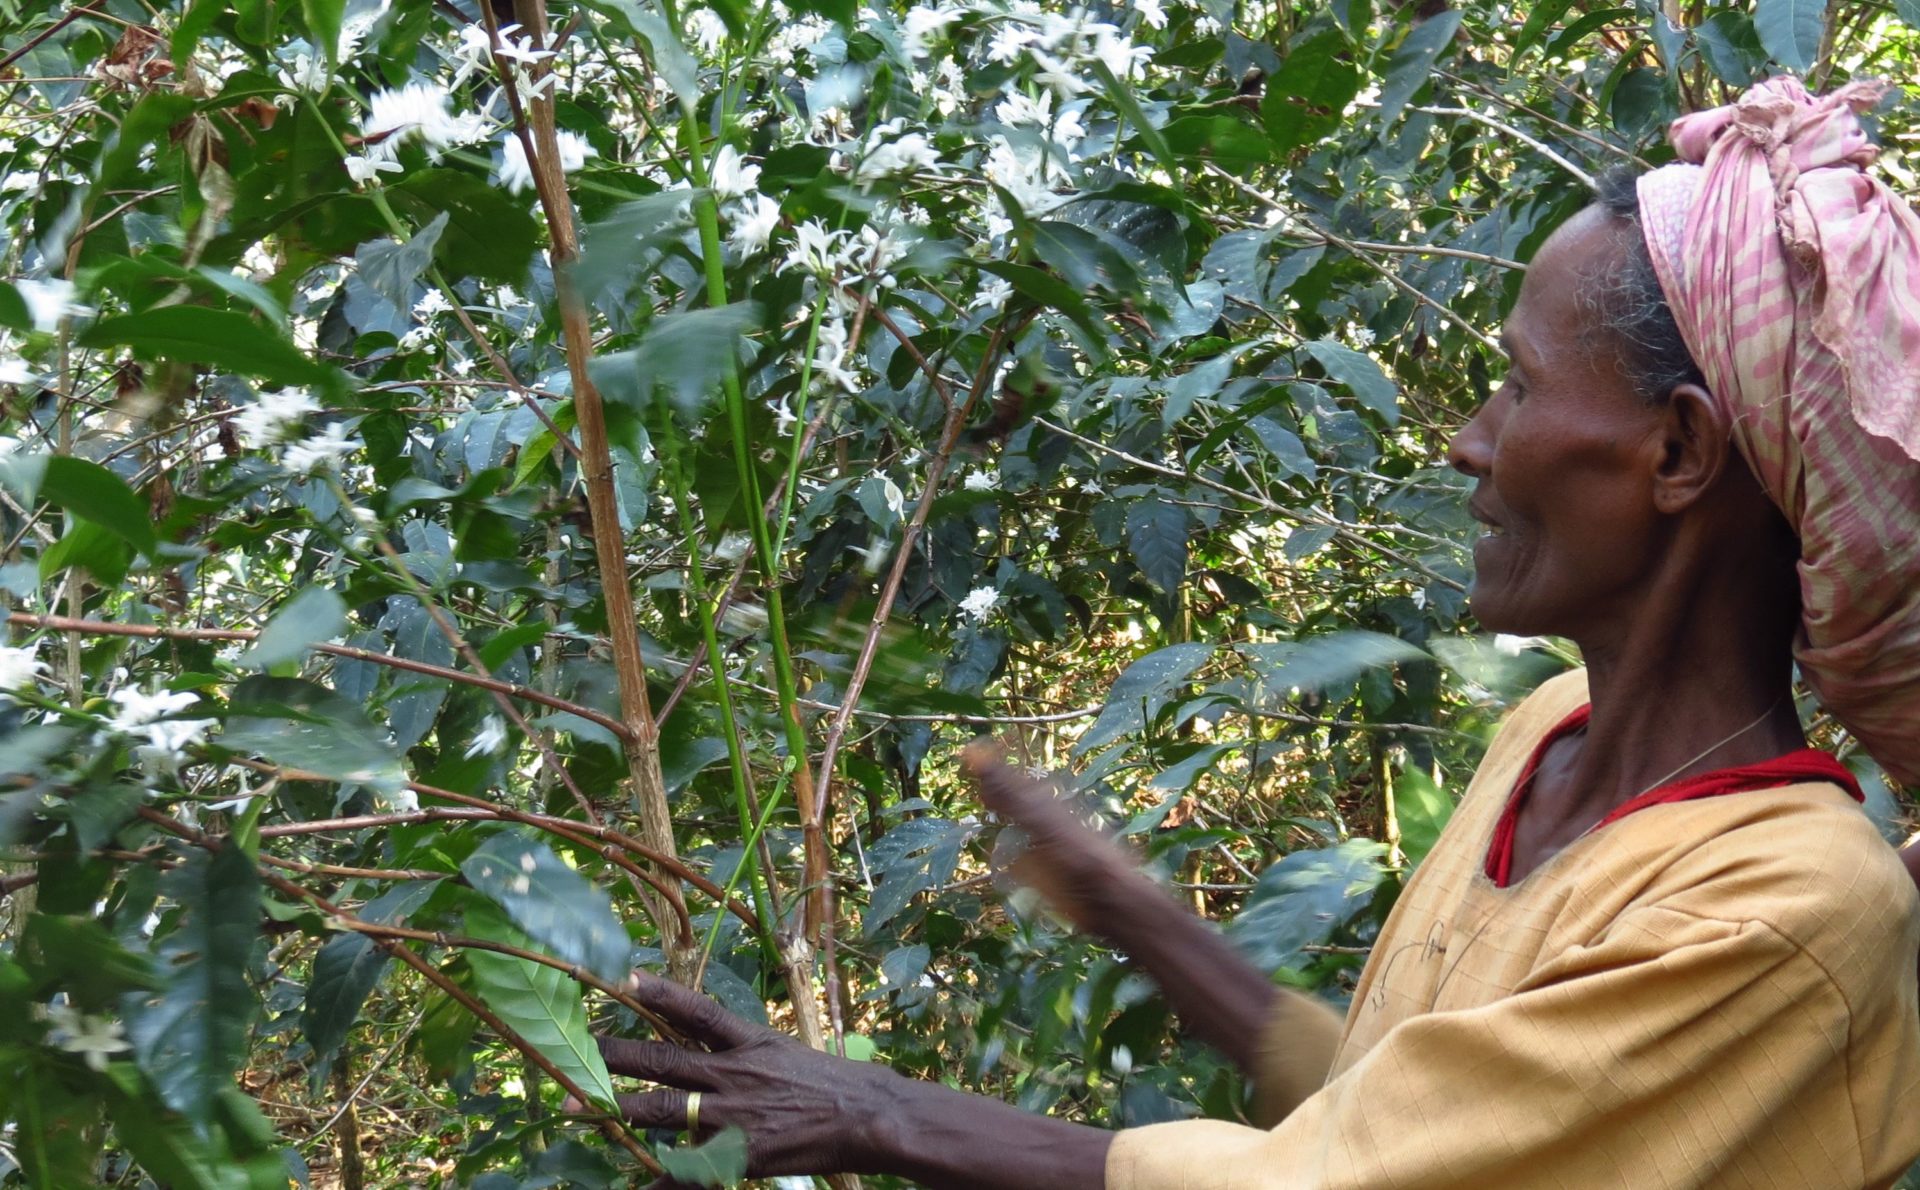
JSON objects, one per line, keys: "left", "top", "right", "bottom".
{"left": 1077, "top": 852, "right": 1281, "bottom": 1076}
{"left": 864, "top": 1072, "right": 1114, "bottom": 1189}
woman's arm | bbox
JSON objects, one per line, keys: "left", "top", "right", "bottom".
{"left": 595, "top": 970, "right": 1111, "bottom": 1189}
{"left": 963, "top": 745, "right": 1283, "bottom": 1077}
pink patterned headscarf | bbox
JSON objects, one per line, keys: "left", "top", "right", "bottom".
{"left": 1635, "top": 78, "right": 1920, "bottom": 787}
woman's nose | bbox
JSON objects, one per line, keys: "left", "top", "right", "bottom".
{"left": 1448, "top": 404, "right": 1494, "bottom": 478}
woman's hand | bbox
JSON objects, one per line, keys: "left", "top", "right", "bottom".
{"left": 963, "top": 742, "right": 1285, "bottom": 1084}
{"left": 587, "top": 969, "right": 899, "bottom": 1185}
{"left": 962, "top": 741, "right": 1134, "bottom": 935}
{"left": 588, "top": 968, "right": 1113, "bottom": 1190}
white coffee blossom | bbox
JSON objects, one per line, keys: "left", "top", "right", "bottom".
{"left": 414, "top": 289, "right": 452, "bottom": 318}
{"left": 493, "top": 23, "right": 556, "bottom": 67}
{"left": 903, "top": 5, "right": 963, "bottom": 56}
{"left": 16, "top": 278, "right": 89, "bottom": 333}
{"left": 43, "top": 1002, "right": 130, "bottom": 1072}
{"left": 108, "top": 687, "right": 201, "bottom": 731}
{"left": 727, "top": 193, "right": 783, "bottom": 256}
{"left": 854, "top": 131, "right": 940, "bottom": 188}
{"left": 972, "top": 276, "right": 1014, "bottom": 312}
{"left": 450, "top": 23, "right": 496, "bottom": 86}
{"left": 279, "top": 422, "right": 362, "bottom": 473}
{"left": 811, "top": 317, "right": 864, "bottom": 393}
{"left": 465, "top": 715, "right": 510, "bottom": 759}
{"left": 343, "top": 153, "right": 402, "bottom": 184}
{"left": 0, "top": 355, "right": 30, "bottom": 385}
{"left": 709, "top": 144, "right": 761, "bottom": 201}
{"left": 277, "top": 51, "right": 329, "bottom": 94}
{"left": 963, "top": 468, "right": 998, "bottom": 492}
{"left": 958, "top": 586, "right": 1000, "bottom": 622}
{"left": 135, "top": 717, "right": 218, "bottom": 776}
{"left": 361, "top": 82, "right": 488, "bottom": 162}
{"left": 782, "top": 219, "right": 851, "bottom": 277}
{"left": 233, "top": 389, "right": 321, "bottom": 447}
{"left": 1350, "top": 326, "right": 1378, "bottom": 348}
{"left": 1135, "top": 0, "right": 1168, "bottom": 29}
{"left": 497, "top": 129, "right": 595, "bottom": 194}
{"left": 686, "top": 8, "right": 729, "bottom": 54}
{"left": 0, "top": 644, "right": 44, "bottom": 695}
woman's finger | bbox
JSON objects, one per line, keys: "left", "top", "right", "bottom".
{"left": 597, "top": 1036, "right": 716, "bottom": 1090}
{"left": 625, "top": 969, "right": 759, "bottom": 1049}
{"left": 613, "top": 1089, "right": 698, "bottom": 1131}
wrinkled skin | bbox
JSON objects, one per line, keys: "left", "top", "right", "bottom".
{"left": 586, "top": 970, "right": 900, "bottom": 1187}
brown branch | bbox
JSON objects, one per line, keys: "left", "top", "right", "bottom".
{"left": 133, "top": 805, "right": 664, "bottom": 1172}
{"left": 805, "top": 316, "right": 1020, "bottom": 939}
{"left": 236, "top": 764, "right": 755, "bottom": 934}
{"left": 6, "top": 612, "right": 633, "bottom": 742}
{"left": 501, "top": 0, "right": 694, "bottom": 980}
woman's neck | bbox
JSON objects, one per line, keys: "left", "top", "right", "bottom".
{"left": 1546, "top": 549, "right": 1804, "bottom": 829}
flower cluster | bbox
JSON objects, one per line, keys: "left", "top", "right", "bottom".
{"left": 106, "top": 685, "right": 217, "bottom": 777}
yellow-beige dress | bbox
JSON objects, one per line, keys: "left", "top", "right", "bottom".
{"left": 1107, "top": 670, "right": 1920, "bottom": 1189}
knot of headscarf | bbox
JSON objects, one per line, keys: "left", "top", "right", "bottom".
{"left": 1636, "top": 77, "right": 1920, "bottom": 787}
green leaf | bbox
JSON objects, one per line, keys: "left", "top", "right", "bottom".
{"left": 865, "top": 817, "right": 972, "bottom": 935}
{"left": 1229, "top": 839, "right": 1389, "bottom": 972}
{"left": 463, "top": 904, "right": 619, "bottom": 1110}
{"left": 221, "top": 676, "right": 406, "bottom": 793}
{"left": 1246, "top": 415, "right": 1317, "bottom": 481}
{"left": 579, "top": 0, "right": 700, "bottom": 104}
{"left": 1511, "top": 0, "right": 1580, "bottom": 56}
{"left": 388, "top": 170, "right": 541, "bottom": 285}
{"left": 14, "top": 1063, "right": 98, "bottom": 1188}
{"left": 357, "top": 211, "right": 449, "bottom": 315}
{"left": 298, "top": 879, "right": 437, "bottom": 1064}
{"left": 38, "top": 457, "right": 158, "bottom": 554}
{"left": 124, "top": 845, "right": 261, "bottom": 1126}
{"left": 1262, "top": 27, "right": 1362, "bottom": 155}
{"left": 1376, "top": 10, "right": 1463, "bottom": 126}
{"left": 1897, "top": 0, "right": 1920, "bottom": 30}
{"left": 591, "top": 303, "right": 761, "bottom": 418}
{"left": 240, "top": 587, "right": 347, "bottom": 670}
{"left": 1753, "top": 0, "right": 1825, "bottom": 71}
{"left": 1090, "top": 60, "right": 1180, "bottom": 186}
{"left": 301, "top": 0, "right": 344, "bottom": 65}
{"left": 1126, "top": 497, "right": 1188, "bottom": 595}
{"left": 657, "top": 1126, "right": 751, "bottom": 1187}
{"left": 1241, "top": 630, "right": 1428, "bottom": 699}
{"left": 1695, "top": 10, "right": 1768, "bottom": 85}
{"left": 82, "top": 308, "right": 342, "bottom": 390}
{"left": 1076, "top": 643, "right": 1215, "bottom": 755}
{"left": 1302, "top": 339, "right": 1398, "bottom": 424}
{"left": 461, "top": 833, "right": 631, "bottom": 985}
{"left": 1395, "top": 767, "right": 1454, "bottom": 865}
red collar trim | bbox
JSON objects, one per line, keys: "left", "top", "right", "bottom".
{"left": 1482, "top": 704, "right": 1862, "bottom": 888}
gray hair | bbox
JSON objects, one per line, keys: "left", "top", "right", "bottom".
{"left": 1583, "top": 166, "right": 1707, "bottom": 404}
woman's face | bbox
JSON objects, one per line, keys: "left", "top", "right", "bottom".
{"left": 1448, "top": 208, "right": 1672, "bottom": 638}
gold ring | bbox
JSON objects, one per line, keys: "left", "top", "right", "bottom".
{"left": 685, "top": 1091, "right": 702, "bottom": 1133}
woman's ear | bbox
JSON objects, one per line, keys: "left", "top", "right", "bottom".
{"left": 1650, "top": 382, "right": 1735, "bottom": 514}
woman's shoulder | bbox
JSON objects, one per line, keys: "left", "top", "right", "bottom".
{"left": 1606, "top": 784, "right": 1919, "bottom": 987}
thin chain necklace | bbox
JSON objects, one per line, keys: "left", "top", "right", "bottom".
{"left": 1573, "top": 691, "right": 1789, "bottom": 840}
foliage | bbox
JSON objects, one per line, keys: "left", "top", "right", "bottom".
{"left": 0, "top": 0, "right": 1915, "bottom": 1184}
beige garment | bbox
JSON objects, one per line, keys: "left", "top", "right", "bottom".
{"left": 1109, "top": 670, "right": 1920, "bottom": 1189}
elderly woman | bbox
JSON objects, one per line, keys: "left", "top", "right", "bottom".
{"left": 595, "top": 79, "right": 1920, "bottom": 1188}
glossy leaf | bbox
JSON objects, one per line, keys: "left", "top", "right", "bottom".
{"left": 1077, "top": 643, "right": 1216, "bottom": 756}
{"left": 81, "top": 308, "right": 343, "bottom": 390}
{"left": 239, "top": 586, "right": 347, "bottom": 670}
{"left": 1228, "top": 839, "right": 1390, "bottom": 972}
{"left": 462, "top": 904, "right": 619, "bottom": 1110}
{"left": 1754, "top": 0, "right": 1826, "bottom": 69}
{"left": 1302, "top": 339, "right": 1398, "bottom": 425}
{"left": 461, "top": 833, "right": 631, "bottom": 985}
{"left": 124, "top": 846, "right": 260, "bottom": 1126}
